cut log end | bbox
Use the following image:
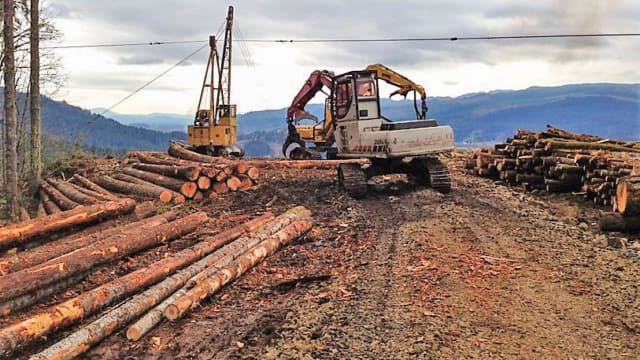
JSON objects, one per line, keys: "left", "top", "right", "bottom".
{"left": 180, "top": 182, "right": 198, "bottom": 198}
{"left": 159, "top": 191, "right": 173, "bottom": 203}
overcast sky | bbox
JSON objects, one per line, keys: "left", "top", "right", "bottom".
{"left": 45, "top": 0, "right": 639, "bottom": 115}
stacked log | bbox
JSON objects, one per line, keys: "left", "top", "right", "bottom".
{"left": 600, "top": 176, "right": 640, "bottom": 233}
{"left": 0, "top": 207, "right": 312, "bottom": 359}
{"left": 0, "top": 199, "right": 136, "bottom": 251}
{"left": 468, "top": 125, "right": 638, "bottom": 206}
{"left": 128, "top": 148, "right": 261, "bottom": 199}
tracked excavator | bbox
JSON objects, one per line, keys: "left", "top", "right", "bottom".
{"left": 283, "top": 64, "right": 454, "bottom": 196}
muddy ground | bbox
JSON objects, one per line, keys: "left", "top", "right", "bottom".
{"left": 7, "top": 161, "right": 640, "bottom": 359}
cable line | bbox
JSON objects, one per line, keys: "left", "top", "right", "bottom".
{"left": 43, "top": 33, "right": 640, "bottom": 49}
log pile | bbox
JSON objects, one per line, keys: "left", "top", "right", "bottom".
{"left": 465, "top": 125, "right": 639, "bottom": 233}
{"left": 0, "top": 206, "right": 312, "bottom": 359}
{"left": 467, "top": 125, "right": 638, "bottom": 203}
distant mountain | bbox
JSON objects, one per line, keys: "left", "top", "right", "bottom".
{"left": 39, "top": 98, "right": 186, "bottom": 151}
{"left": 2, "top": 83, "right": 636, "bottom": 159}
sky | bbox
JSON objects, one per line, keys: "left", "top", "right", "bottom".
{"left": 44, "top": 0, "right": 640, "bottom": 115}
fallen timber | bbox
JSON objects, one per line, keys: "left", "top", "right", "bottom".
{"left": 0, "top": 212, "right": 208, "bottom": 358}
{"left": 165, "top": 217, "right": 313, "bottom": 321}
{"left": 46, "top": 178, "right": 100, "bottom": 205}
{"left": 39, "top": 180, "right": 79, "bottom": 210}
{"left": 0, "top": 198, "right": 136, "bottom": 251}
{"left": 92, "top": 175, "right": 176, "bottom": 204}
{"left": 29, "top": 212, "right": 280, "bottom": 360}
{"left": 0, "top": 211, "right": 177, "bottom": 276}
{"left": 127, "top": 206, "right": 311, "bottom": 341}
{"left": 0, "top": 212, "right": 208, "bottom": 302}
{"left": 122, "top": 166, "right": 198, "bottom": 198}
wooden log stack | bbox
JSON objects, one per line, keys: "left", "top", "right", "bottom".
{"left": 465, "top": 125, "right": 639, "bottom": 233}
{"left": 0, "top": 206, "right": 312, "bottom": 359}
{"left": 467, "top": 125, "right": 639, "bottom": 206}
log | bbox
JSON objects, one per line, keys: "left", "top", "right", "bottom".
{"left": 40, "top": 181, "right": 79, "bottom": 210}
{"left": 131, "top": 162, "right": 201, "bottom": 182}
{"left": 47, "top": 178, "right": 100, "bottom": 205}
{"left": 0, "top": 273, "right": 87, "bottom": 317}
{"left": 215, "top": 169, "right": 228, "bottom": 182}
{"left": 0, "top": 213, "right": 208, "bottom": 358}
{"left": 213, "top": 181, "right": 229, "bottom": 194}
{"left": 193, "top": 191, "right": 204, "bottom": 201}
{"left": 0, "top": 199, "right": 136, "bottom": 252}
{"left": 226, "top": 176, "right": 242, "bottom": 191}
{"left": 113, "top": 173, "right": 189, "bottom": 203}
{"left": 168, "top": 141, "right": 221, "bottom": 163}
{"left": 93, "top": 175, "right": 174, "bottom": 203}
{"left": 29, "top": 213, "right": 276, "bottom": 359}
{"left": 125, "top": 212, "right": 281, "bottom": 341}
{"left": 245, "top": 159, "right": 369, "bottom": 170}
{"left": 123, "top": 167, "right": 198, "bottom": 198}
{"left": 239, "top": 175, "right": 253, "bottom": 190}
{"left": 545, "top": 179, "right": 577, "bottom": 193}
{"left": 0, "top": 211, "right": 176, "bottom": 275}
{"left": 196, "top": 176, "right": 211, "bottom": 191}
{"left": 546, "top": 125, "right": 605, "bottom": 142}
{"left": 184, "top": 207, "right": 312, "bottom": 288}
{"left": 515, "top": 174, "right": 545, "bottom": 185}
{"left": 66, "top": 182, "right": 115, "bottom": 202}
{"left": 72, "top": 174, "right": 118, "bottom": 199}
{"left": 599, "top": 213, "right": 640, "bottom": 232}
{"left": 235, "top": 162, "right": 248, "bottom": 175}
{"left": 165, "top": 218, "right": 313, "bottom": 321}
{"left": 616, "top": 176, "right": 640, "bottom": 216}
{"left": 545, "top": 140, "right": 640, "bottom": 153}
{"left": 39, "top": 190, "right": 61, "bottom": 215}
{"left": 0, "top": 212, "right": 207, "bottom": 302}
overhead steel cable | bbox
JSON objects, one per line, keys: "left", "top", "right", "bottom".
{"left": 43, "top": 33, "right": 640, "bottom": 49}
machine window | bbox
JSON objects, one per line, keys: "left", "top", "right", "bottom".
{"left": 357, "top": 80, "right": 376, "bottom": 98}
{"left": 335, "top": 81, "right": 353, "bottom": 118}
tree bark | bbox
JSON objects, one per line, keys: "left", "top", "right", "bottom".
{"left": 29, "top": 0, "right": 42, "bottom": 193}
{"left": 0, "top": 273, "right": 87, "bottom": 318}
{"left": 0, "top": 214, "right": 209, "bottom": 358}
{"left": 40, "top": 180, "right": 79, "bottom": 210}
{"left": 165, "top": 218, "right": 313, "bottom": 321}
{"left": 71, "top": 174, "right": 116, "bottom": 198}
{"left": 29, "top": 213, "right": 275, "bottom": 360}
{"left": 93, "top": 175, "right": 174, "bottom": 203}
{"left": 39, "top": 190, "right": 61, "bottom": 214}
{"left": 122, "top": 167, "right": 198, "bottom": 198}
{"left": 544, "top": 140, "right": 640, "bottom": 153}
{"left": 0, "top": 198, "right": 136, "bottom": 251}
{"left": 0, "top": 211, "right": 176, "bottom": 275}
{"left": 112, "top": 173, "right": 187, "bottom": 203}
{"left": 3, "top": 0, "right": 19, "bottom": 221}
{"left": 168, "top": 141, "right": 221, "bottom": 163}
{"left": 131, "top": 163, "right": 201, "bottom": 181}
{"left": 65, "top": 181, "right": 114, "bottom": 202}
{"left": 47, "top": 178, "right": 100, "bottom": 205}
{"left": 0, "top": 212, "right": 207, "bottom": 302}
{"left": 616, "top": 176, "right": 640, "bottom": 216}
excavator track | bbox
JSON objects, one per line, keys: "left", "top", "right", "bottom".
{"left": 338, "top": 164, "right": 368, "bottom": 198}
{"left": 426, "top": 160, "right": 451, "bottom": 193}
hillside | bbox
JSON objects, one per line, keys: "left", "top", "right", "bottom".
{"left": 3, "top": 83, "right": 636, "bottom": 157}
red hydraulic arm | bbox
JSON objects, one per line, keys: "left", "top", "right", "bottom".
{"left": 287, "top": 70, "right": 335, "bottom": 123}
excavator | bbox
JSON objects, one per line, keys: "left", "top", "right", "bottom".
{"left": 186, "top": 6, "right": 244, "bottom": 157}
{"left": 283, "top": 64, "right": 454, "bottom": 196}
{"left": 283, "top": 64, "right": 430, "bottom": 159}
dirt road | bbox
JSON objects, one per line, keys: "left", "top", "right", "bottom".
{"left": 87, "top": 166, "right": 639, "bottom": 359}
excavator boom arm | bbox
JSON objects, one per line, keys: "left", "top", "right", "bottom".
{"left": 365, "top": 64, "right": 428, "bottom": 119}
{"left": 287, "top": 70, "right": 335, "bottom": 123}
